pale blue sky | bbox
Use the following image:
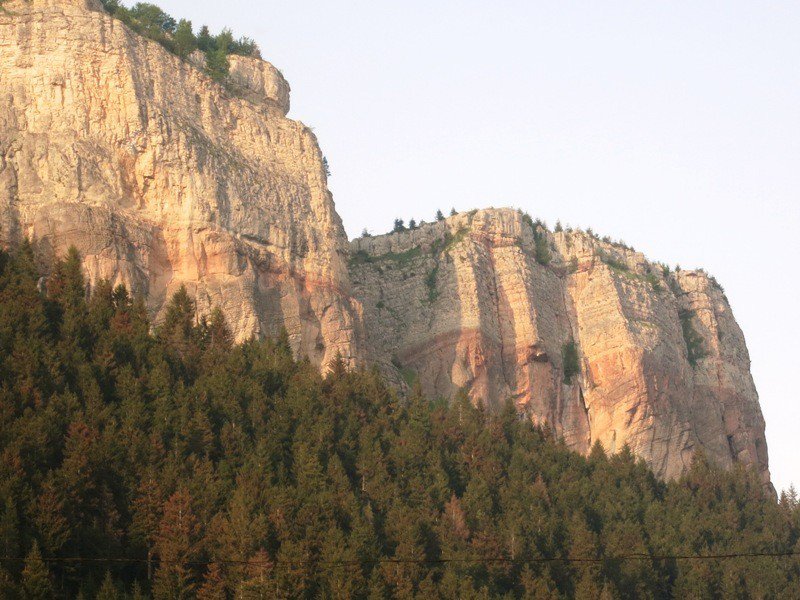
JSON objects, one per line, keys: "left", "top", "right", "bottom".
{"left": 153, "top": 1, "right": 799, "bottom": 493}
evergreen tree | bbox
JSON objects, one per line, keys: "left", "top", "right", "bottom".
{"left": 0, "top": 246, "right": 795, "bottom": 597}
{"left": 435, "top": 209, "right": 445, "bottom": 222}
{"left": 196, "top": 563, "right": 226, "bottom": 600}
{"left": 21, "top": 541, "right": 53, "bottom": 599}
{"left": 173, "top": 19, "right": 197, "bottom": 59}
{"left": 196, "top": 25, "right": 213, "bottom": 52}
{"left": 0, "top": 497, "right": 19, "bottom": 561}
{"left": 96, "top": 571, "right": 122, "bottom": 600}
{"left": 153, "top": 489, "right": 200, "bottom": 599}
{"left": 205, "top": 48, "right": 229, "bottom": 82}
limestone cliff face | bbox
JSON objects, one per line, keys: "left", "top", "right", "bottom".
{"left": 0, "top": 0, "right": 361, "bottom": 365}
{"left": 0, "top": 0, "right": 769, "bottom": 483}
{"left": 350, "top": 209, "right": 769, "bottom": 483}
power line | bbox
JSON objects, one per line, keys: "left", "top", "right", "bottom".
{"left": 3, "top": 550, "right": 800, "bottom": 568}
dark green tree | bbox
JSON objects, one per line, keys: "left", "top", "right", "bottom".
{"left": 21, "top": 541, "right": 52, "bottom": 599}
{"left": 173, "top": 19, "right": 197, "bottom": 59}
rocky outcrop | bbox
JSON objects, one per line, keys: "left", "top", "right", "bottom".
{"left": 349, "top": 209, "right": 770, "bottom": 483}
{"left": 0, "top": 0, "right": 361, "bottom": 366}
{"left": 0, "top": 0, "right": 769, "bottom": 483}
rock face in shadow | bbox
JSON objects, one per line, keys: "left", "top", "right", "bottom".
{"left": 349, "top": 209, "right": 770, "bottom": 484}
{"left": 0, "top": 0, "right": 362, "bottom": 366}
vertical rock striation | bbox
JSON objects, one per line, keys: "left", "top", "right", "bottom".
{"left": 349, "top": 209, "right": 769, "bottom": 483}
{"left": 0, "top": 0, "right": 769, "bottom": 483}
{"left": 0, "top": 0, "right": 361, "bottom": 366}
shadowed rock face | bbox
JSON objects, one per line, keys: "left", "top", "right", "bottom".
{"left": 350, "top": 209, "right": 770, "bottom": 484}
{"left": 0, "top": 0, "right": 769, "bottom": 483}
{"left": 0, "top": 0, "right": 362, "bottom": 366}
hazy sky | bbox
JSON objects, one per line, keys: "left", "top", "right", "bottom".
{"left": 155, "top": 1, "right": 799, "bottom": 493}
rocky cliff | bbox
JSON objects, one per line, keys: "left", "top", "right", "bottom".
{"left": 350, "top": 209, "right": 769, "bottom": 483}
{"left": 0, "top": 0, "right": 769, "bottom": 483}
{"left": 0, "top": 0, "right": 361, "bottom": 366}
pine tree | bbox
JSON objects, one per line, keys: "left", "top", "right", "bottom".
{"left": 96, "top": 571, "right": 122, "bottom": 600}
{"left": 205, "top": 307, "right": 232, "bottom": 351}
{"left": 173, "top": 19, "right": 197, "bottom": 59}
{"left": 162, "top": 285, "right": 195, "bottom": 340}
{"left": 326, "top": 351, "right": 348, "bottom": 380}
{"left": 196, "top": 562, "right": 226, "bottom": 600}
{"left": 21, "top": 541, "right": 52, "bottom": 599}
{"left": 130, "top": 477, "right": 163, "bottom": 582}
{"left": 435, "top": 209, "right": 445, "bottom": 222}
{"left": 196, "top": 25, "right": 213, "bottom": 52}
{"left": 153, "top": 489, "right": 200, "bottom": 599}
{"left": 0, "top": 497, "right": 19, "bottom": 561}
{"left": 205, "top": 48, "right": 229, "bottom": 82}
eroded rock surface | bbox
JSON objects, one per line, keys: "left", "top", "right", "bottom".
{"left": 349, "top": 209, "right": 769, "bottom": 483}
{"left": 0, "top": 0, "right": 361, "bottom": 366}
{"left": 0, "top": 0, "right": 769, "bottom": 483}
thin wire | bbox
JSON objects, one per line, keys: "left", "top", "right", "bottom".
{"left": 2, "top": 550, "right": 800, "bottom": 568}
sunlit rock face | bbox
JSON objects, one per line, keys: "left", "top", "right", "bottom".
{"left": 349, "top": 208, "right": 769, "bottom": 484}
{"left": 0, "top": 0, "right": 362, "bottom": 367}
{"left": 0, "top": 0, "right": 769, "bottom": 484}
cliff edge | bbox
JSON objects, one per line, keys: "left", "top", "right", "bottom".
{"left": 0, "top": 0, "right": 362, "bottom": 366}
{"left": 0, "top": 0, "right": 769, "bottom": 483}
{"left": 350, "top": 209, "right": 769, "bottom": 483}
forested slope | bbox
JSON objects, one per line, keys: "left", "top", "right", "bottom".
{"left": 0, "top": 246, "right": 797, "bottom": 599}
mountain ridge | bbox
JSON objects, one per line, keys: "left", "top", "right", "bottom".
{"left": 0, "top": 0, "right": 769, "bottom": 484}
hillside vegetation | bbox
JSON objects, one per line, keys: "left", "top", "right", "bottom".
{"left": 99, "top": 1, "right": 260, "bottom": 80}
{"left": 0, "top": 245, "right": 798, "bottom": 598}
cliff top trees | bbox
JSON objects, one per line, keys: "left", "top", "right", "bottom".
{"left": 99, "top": 0, "right": 262, "bottom": 80}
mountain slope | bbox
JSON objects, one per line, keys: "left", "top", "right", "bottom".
{"left": 0, "top": 0, "right": 769, "bottom": 484}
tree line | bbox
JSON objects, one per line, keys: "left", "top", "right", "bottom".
{"left": 99, "top": 1, "right": 260, "bottom": 81}
{"left": 0, "top": 244, "right": 798, "bottom": 598}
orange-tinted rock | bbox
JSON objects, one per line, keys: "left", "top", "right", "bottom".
{"left": 0, "top": 0, "right": 361, "bottom": 367}
{"left": 350, "top": 209, "right": 769, "bottom": 483}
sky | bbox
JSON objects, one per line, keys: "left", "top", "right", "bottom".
{"left": 154, "top": 1, "right": 799, "bottom": 493}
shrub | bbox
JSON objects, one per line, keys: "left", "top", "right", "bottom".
{"left": 563, "top": 341, "right": 580, "bottom": 383}
{"left": 568, "top": 257, "right": 579, "bottom": 274}
{"left": 424, "top": 265, "right": 439, "bottom": 303}
{"left": 535, "top": 235, "right": 551, "bottom": 266}
{"left": 679, "top": 309, "right": 706, "bottom": 366}
{"left": 599, "top": 252, "right": 628, "bottom": 272}
{"left": 646, "top": 272, "right": 662, "bottom": 292}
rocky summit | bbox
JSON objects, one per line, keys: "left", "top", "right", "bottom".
{"left": 0, "top": 0, "right": 769, "bottom": 483}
